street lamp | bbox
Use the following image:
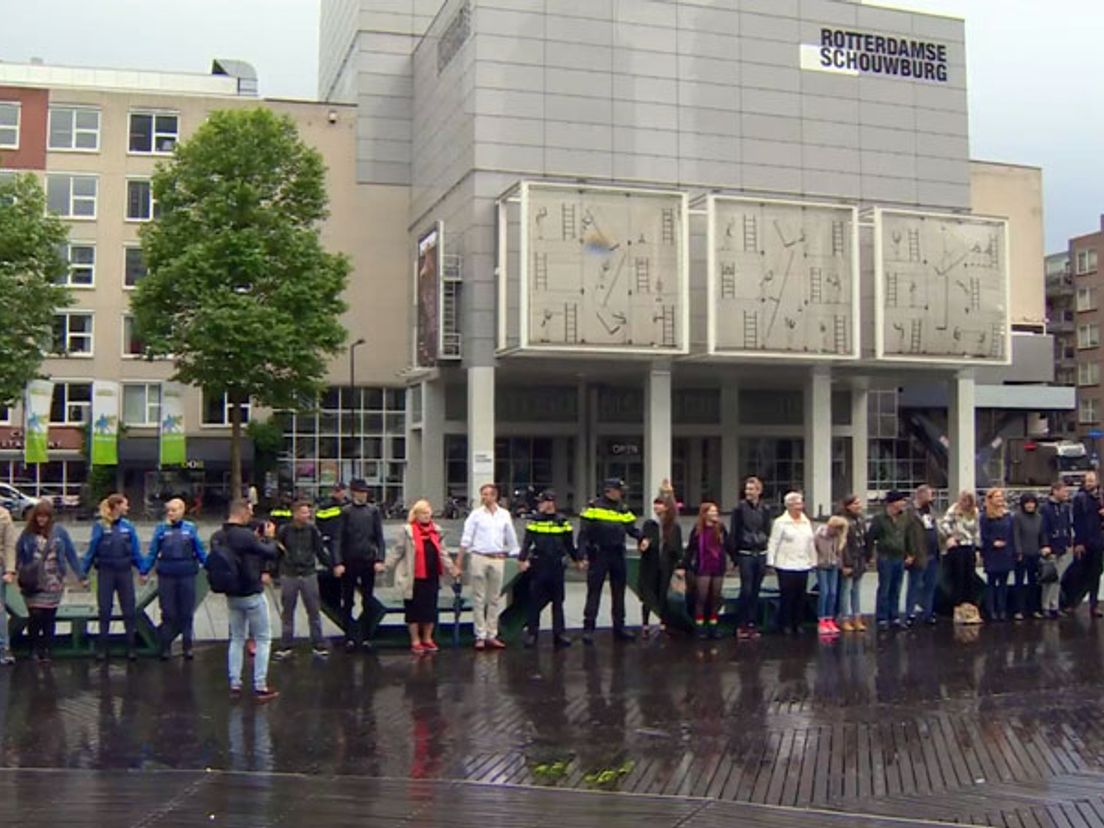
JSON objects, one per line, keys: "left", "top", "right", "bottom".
{"left": 349, "top": 338, "right": 366, "bottom": 480}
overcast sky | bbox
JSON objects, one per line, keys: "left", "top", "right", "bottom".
{"left": 1, "top": 0, "right": 1100, "bottom": 251}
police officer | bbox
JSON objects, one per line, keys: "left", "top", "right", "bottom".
{"left": 519, "top": 490, "right": 581, "bottom": 649}
{"left": 579, "top": 478, "right": 645, "bottom": 644}
{"left": 314, "top": 481, "right": 347, "bottom": 557}
{"left": 269, "top": 491, "right": 295, "bottom": 532}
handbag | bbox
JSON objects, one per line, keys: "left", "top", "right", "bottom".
{"left": 1038, "top": 556, "right": 1059, "bottom": 585}
{"left": 18, "top": 550, "right": 45, "bottom": 594}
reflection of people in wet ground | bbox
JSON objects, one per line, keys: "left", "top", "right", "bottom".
{"left": 227, "top": 705, "right": 273, "bottom": 773}
{"left": 405, "top": 657, "right": 445, "bottom": 779}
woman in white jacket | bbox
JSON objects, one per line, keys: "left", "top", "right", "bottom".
{"left": 767, "top": 491, "right": 816, "bottom": 635}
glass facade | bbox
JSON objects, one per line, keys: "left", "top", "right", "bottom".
{"left": 0, "top": 459, "right": 85, "bottom": 505}
{"left": 278, "top": 386, "right": 406, "bottom": 504}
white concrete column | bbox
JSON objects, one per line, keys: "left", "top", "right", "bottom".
{"left": 574, "top": 382, "right": 589, "bottom": 510}
{"left": 948, "top": 371, "right": 976, "bottom": 497}
{"left": 466, "top": 366, "right": 496, "bottom": 502}
{"left": 645, "top": 365, "right": 673, "bottom": 499}
{"left": 586, "top": 385, "right": 599, "bottom": 502}
{"left": 850, "top": 378, "right": 869, "bottom": 502}
{"left": 551, "top": 436, "right": 569, "bottom": 501}
{"left": 803, "top": 367, "right": 833, "bottom": 520}
{"left": 721, "top": 382, "right": 741, "bottom": 507}
{"left": 421, "top": 379, "right": 446, "bottom": 507}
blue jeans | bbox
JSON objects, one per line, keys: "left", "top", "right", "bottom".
{"left": 816, "top": 568, "right": 839, "bottom": 619}
{"left": 840, "top": 572, "right": 863, "bottom": 617}
{"left": 876, "top": 557, "right": 905, "bottom": 623}
{"left": 986, "top": 571, "right": 1010, "bottom": 620}
{"left": 227, "top": 593, "right": 272, "bottom": 692}
{"left": 0, "top": 582, "right": 9, "bottom": 654}
{"left": 905, "top": 557, "right": 940, "bottom": 620}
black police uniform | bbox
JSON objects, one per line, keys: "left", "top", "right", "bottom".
{"left": 314, "top": 494, "right": 346, "bottom": 558}
{"left": 521, "top": 509, "right": 579, "bottom": 643}
{"left": 579, "top": 482, "right": 641, "bottom": 639}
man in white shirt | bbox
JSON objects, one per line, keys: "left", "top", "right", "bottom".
{"left": 457, "top": 483, "right": 520, "bottom": 650}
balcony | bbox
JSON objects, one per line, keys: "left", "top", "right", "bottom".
{"left": 1049, "top": 319, "right": 1075, "bottom": 334}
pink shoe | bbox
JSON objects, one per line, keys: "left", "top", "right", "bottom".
{"left": 411, "top": 642, "right": 425, "bottom": 654}
{"left": 826, "top": 619, "right": 840, "bottom": 634}
{"left": 817, "top": 620, "right": 831, "bottom": 635}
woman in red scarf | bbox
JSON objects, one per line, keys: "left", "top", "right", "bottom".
{"left": 384, "top": 499, "right": 459, "bottom": 653}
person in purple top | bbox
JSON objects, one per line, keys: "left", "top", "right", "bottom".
{"left": 678, "top": 502, "right": 729, "bottom": 640}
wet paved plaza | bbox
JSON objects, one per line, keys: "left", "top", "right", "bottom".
{"left": 4, "top": 618, "right": 1104, "bottom": 826}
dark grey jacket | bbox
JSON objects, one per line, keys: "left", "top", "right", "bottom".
{"left": 1013, "top": 509, "right": 1045, "bottom": 558}
{"left": 331, "top": 502, "right": 385, "bottom": 566}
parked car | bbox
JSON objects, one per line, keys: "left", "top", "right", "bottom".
{"left": 0, "top": 483, "right": 40, "bottom": 517}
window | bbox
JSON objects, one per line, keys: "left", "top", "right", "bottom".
{"left": 48, "top": 106, "right": 100, "bottom": 151}
{"left": 1078, "top": 323, "right": 1100, "bottom": 349}
{"left": 1077, "top": 287, "right": 1098, "bottom": 312}
{"left": 202, "top": 391, "right": 251, "bottom": 426}
{"left": 52, "top": 312, "right": 94, "bottom": 355}
{"left": 1080, "top": 397, "right": 1099, "bottom": 424}
{"left": 56, "top": 243, "right": 95, "bottom": 287}
{"left": 1077, "top": 249, "right": 1098, "bottom": 275}
{"left": 1079, "top": 362, "right": 1101, "bottom": 386}
{"left": 129, "top": 111, "right": 178, "bottom": 154}
{"left": 46, "top": 174, "right": 97, "bottom": 218}
{"left": 122, "top": 383, "right": 161, "bottom": 426}
{"left": 124, "top": 246, "right": 148, "bottom": 288}
{"left": 50, "top": 382, "right": 92, "bottom": 424}
{"left": 125, "top": 179, "right": 159, "bottom": 221}
{"left": 0, "top": 102, "right": 19, "bottom": 149}
{"left": 122, "top": 315, "right": 147, "bottom": 357}
{"left": 0, "top": 405, "right": 10, "bottom": 425}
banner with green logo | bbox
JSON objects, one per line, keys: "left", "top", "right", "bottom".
{"left": 23, "top": 379, "right": 54, "bottom": 465}
{"left": 90, "top": 381, "right": 119, "bottom": 466}
{"left": 159, "top": 382, "right": 187, "bottom": 467}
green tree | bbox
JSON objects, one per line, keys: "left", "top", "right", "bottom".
{"left": 131, "top": 108, "right": 350, "bottom": 499}
{"left": 0, "top": 173, "right": 70, "bottom": 406}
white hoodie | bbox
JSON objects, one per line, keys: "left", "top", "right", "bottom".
{"left": 766, "top": 511, "right": 816, "bottom": 572}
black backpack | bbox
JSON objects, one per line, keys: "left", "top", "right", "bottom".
{"left": 17, "top": 545, "right": 46, "bottom": 594}
{"left": 205, "top": 530, "right": 244, "bottom": 595}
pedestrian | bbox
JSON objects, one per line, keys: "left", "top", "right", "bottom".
{"left": 679, "top": 502, "right": 730, "bottom": 640}
{"left": 867, "top": 490, "right": 917, "bottom": 630}
{"left": 939, "top": 490, "right": 982, "bottom": 620}
{"left": 213, "top": 499, "right": 279, "bottom": 702}
{"left": 1071, "top": 470, "right": 1104, "bottom": 617}
{"left": 814, "top": 516, "right": 848, "bottom": 636}
{"left": 81, "top": 494, "right": 144, "bottom": 661}
{"left": 383, "top": 499, "right": 457, "bottom": 654}
{"left": 905, "top": 485, "right": 941, "bottom": 626}
{"left": 273, "top": 500, "right": 331, "bottom": 660}
{"left": 767, "top": 491, "right": 815, "bottom": 635}
{"left": 639, "top": 489, "right": 682, "bottom": 637}
{"left": 729, "top": 475, "right": 773, "bottom": 640}
{"left": 314, "top": 481, "right": 347, "bottom": 557}
{"left": 837, "top": 495, "right": 870, "bottom": 632}
{"left": 331, "top": 478, "right": 386, "bottom": 651}
{"left": 146, "top": 497, "right": 207, "bottom": 660}
{"left": 579, "top": 478, "right": 643, "bottom": 644}
{"left": 247, "top": 484, "right": 259, "bottom": 510}
{"left": 1012, "top": 492, "right": 1045, "bottom": 620}
{"left": 456, "top": 483, "right": 519, "bottom": 650}
{"left": 1040, "top": 481, "right": 1074, "bottom": 618}
{"left": 518, "top": 490, "right": 580, "bottom": 649}
{"left": 16, "top": 501, "right": 83, "bottom": 662}
{"left": 0, "top": 504, "right": 15, "bottom": 665}
{"left": 268, "top": 492, "right": 293, "bottom": 531}
{"left": 980, "top": 488, "right": 1015, "bottom": 622}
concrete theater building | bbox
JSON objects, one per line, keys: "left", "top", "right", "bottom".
{"left": 0, "top": 0, "right": 1066, "bottom": 512}
{"left": 321, "top": 0, "right": 1062, "bottom": 514}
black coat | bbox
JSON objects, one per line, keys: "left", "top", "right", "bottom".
{"left": 332, "top": 501, "right": 385, "bottom": 565}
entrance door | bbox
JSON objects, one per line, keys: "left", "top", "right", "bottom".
{"left": 597, "top": 436, "right": 644, "bottom": 512}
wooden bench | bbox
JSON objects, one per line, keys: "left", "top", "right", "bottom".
{"left": 3, "top": 572, "right": 210, "bottom": 657}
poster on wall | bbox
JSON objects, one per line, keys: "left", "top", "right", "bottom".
{"left": 416, "top": 224, "right": 441, "bottom": 367}
{"left": 90, "top": 381, "right": 120, "bottom": 466}
{"left": 159, "top": 382, "right": 187, "bottom": 466}
{"left": 522, "top": 183, "right": 688, "bottom": 353}
{"left": 875, "top": 209, "right": 1010, "bottom": 363}
{"left": 23, "top": 379, "right": 54, "bottom": 465}
{"left": 709, "top": 197, "right": 859, "bottom": 358}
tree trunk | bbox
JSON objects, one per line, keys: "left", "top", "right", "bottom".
{"left": 229, "top": 393, "right": 243, "bottom": 505}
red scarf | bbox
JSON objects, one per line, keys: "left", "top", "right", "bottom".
{"left": 411, "top": 521, "right": 442, "bottom": 579}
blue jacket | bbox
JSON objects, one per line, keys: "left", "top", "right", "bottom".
{"left": 16, "top": 527, "right": 81, "bottom": 577}
{"left": 1072, "top": 486, "right": 1103, "bottom": 552}
{"left": 81, "top": 518, "right": 143, "bottom": 576}
{"left": 980, "top": 513, "right": 1016, "bottom": 574}
{"left": 147, "top": 519, "right": 207, "bottom": 577}
{"left": 1040, "top": 498, "right": 1074, "bottom": 555}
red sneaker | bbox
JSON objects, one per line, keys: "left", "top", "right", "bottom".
{"left": 487, "top": 638, "right": 507, "bottom": 649}
{"left": 422, "top": 641, "right": 439, "bottom": 653}
{"left": 411, "top": 642, "right": 425, "bottom": 654}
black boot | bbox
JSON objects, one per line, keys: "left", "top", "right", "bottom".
{"left": 523, "top": 632, "right": 537, "bottom": 649}
{"left": 614, "top": 628, "right": 637, "bottom": 642}
{"left": 553, "top": 634, "right": 572, "bottom": 648}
